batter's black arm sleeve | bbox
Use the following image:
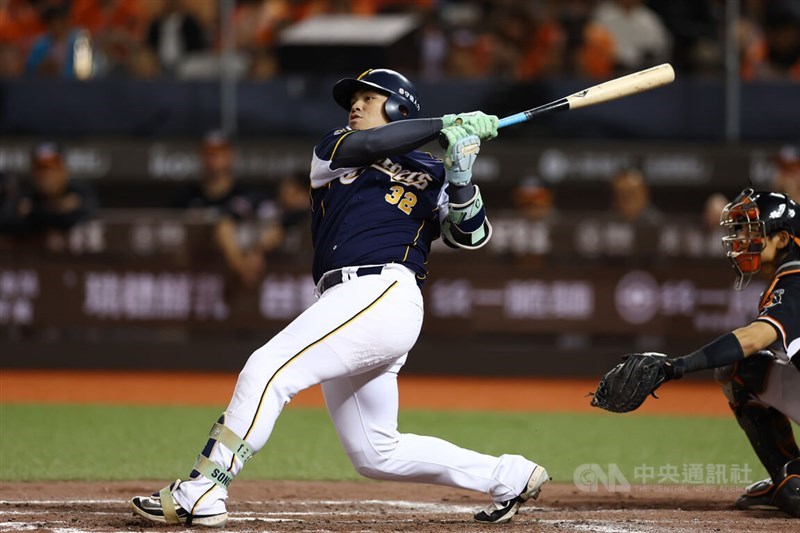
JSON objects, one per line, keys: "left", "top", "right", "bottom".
{"left": 331, "top": 118, "right": 443, "bottom": 169}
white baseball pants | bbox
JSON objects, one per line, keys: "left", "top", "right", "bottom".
{"left": 174, "top": 264, "right": 537, "bottom": 515}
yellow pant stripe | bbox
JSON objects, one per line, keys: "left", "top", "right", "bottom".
{"left": 193, "top": 280, "right": 398, "bottom": 515}
{"left": 243, "top": 280, "right": 397, "bottom": 442}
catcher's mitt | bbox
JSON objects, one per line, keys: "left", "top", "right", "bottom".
{"left": 590, "top": 352, "right": 674, "bottom": 413}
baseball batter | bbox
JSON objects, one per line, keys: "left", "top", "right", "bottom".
{"left": 131, "top": 68, "right": 549, "bottom": 527}
{"left": 593, "top": 188, "right": 799, "bottom": 518}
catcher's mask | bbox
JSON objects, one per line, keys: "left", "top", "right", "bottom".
{"left": 720, "top": 188, "right": 800, "bottom": 290}
{"left": 332, "top": 68, "right": 420, "bottom": 122}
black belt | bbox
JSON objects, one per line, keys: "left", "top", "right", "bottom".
{"left": 319, "top": 266, "right": 385, "bottom": 295}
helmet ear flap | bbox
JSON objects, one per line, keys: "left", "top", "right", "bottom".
{"left": 383, "top": 95, "right": 410, "bottom": 122}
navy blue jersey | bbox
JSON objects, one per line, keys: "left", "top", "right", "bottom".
{"left": 755, "top": 260, "right": 800, "bottom": 367}
{"left": 310, "top": 128, "right": 449, "bottom": 285}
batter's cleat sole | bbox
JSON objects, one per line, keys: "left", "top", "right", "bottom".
{"left": 474, "top": 465, "right": 550, "bottom": 524}
{"left": 735, "top": 478, "right": 778, "bottom": 510}
{"left": 131, "top": 480, "right": 228, "bottom": 528}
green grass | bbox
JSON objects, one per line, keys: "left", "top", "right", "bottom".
{"left": 0, "top": 403, "right": 774, "bottom": 484}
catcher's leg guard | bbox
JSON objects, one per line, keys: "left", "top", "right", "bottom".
{"left": 735, "top": 478, "right": 777, "bottom": 510}
{"left": 774, "top": 458, "right": 800, "bottom": 518}
{"left": 716, "top": 354, "right": 800, "bottom": 482}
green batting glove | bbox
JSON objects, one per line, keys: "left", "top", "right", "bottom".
{"left": 441, "top": 112, "right": 499, "bottom": 141}
{"left": 460, "top": 113, "right": 499, "bottom": 141}
{"left": 442, "top": 113, "right": 460, "bottom": 128}
{"left": 440, "top": 125, "right": 471, "bottom": 151}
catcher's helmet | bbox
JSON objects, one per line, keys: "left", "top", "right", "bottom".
{"left": 720, "top": 188, "right": 800, "bottom": 289}
{"left": 332, "top": 68, "right": 420, "bottom": 122}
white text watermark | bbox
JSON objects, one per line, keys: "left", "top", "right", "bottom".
{"left": 573, "top": 463, "right": 754, "bottom": 492}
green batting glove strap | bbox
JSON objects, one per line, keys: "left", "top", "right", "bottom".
{"left": 444, "top": 133, "right": 481, "bottom": 187}
{"left": 209, "top": 422, "right": 254, "bottom": 464}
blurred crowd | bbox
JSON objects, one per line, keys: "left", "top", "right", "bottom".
{"left": 1, "top": 0, "right": 799, "bottom": 286}
{"left": 0, "top": 132, "right": 314, "bottom": 288}
{"left": 2, "top": 130, "right": 798, "bottom": 286}
{"left": 1, "top": 0, "right": 799, "bottom": 81}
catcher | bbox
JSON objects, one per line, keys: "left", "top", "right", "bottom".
{"left": 591, "top": 188, "right": 799, "bottom": 518}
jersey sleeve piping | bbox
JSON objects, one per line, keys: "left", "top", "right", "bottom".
{"left": 755, "top": 316, "right": 788, "bottom": 352}
{"left": 330, "top": 130, "right": 357, "bottom": 161}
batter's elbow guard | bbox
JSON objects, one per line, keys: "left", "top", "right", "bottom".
{"left": 441, "top": 185, "right": 492, "bottom": 249}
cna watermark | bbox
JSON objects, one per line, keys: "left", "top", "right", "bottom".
{"left": 573, "top": 463, "right": 755, "bottom": 493}
{"left": 574, "top": 463, "right": 631, "bottom": 492}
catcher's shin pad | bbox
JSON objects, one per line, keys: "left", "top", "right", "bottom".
{"left": 590, "top": 352, "right": 671, "bottom": 413}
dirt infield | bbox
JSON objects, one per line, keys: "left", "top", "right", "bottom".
{"left": 1, "top": 480, "right": 797, "bottom": 532}
{"left": 5, "top": 371, "right": 796, "bottom": 531}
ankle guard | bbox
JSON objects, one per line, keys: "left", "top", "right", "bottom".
{"left": 190, "top": 414, "right": 254, "bottom": 490}
{"left": 442, "top": 185, "right": 492, "bottom": 249}
{"left": 775, "top": 458, "right": 800, "bottom": 518}
{"left": 716, "top": 354, "right": 800, "bottom": 481}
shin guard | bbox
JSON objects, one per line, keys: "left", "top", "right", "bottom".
{"left": 717, "top": 354, "right": 799, "bottom": 481}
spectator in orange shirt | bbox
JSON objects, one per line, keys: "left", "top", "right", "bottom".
{"left": 0, "top": 0, "right": 44, "bottom": 53}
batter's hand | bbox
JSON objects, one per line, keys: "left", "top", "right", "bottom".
{"left": 442, "top": 126, "right": 480, "bottom": 187}
{"left": 440, "top": 125, "right": 470, "bottom": 147}
{"left": 442, "top": 112, "right": 499, "bottom": 141}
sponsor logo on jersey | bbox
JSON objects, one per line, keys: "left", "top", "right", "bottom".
{"left": 761, "top": 288, "right": 784, "bottom": 310}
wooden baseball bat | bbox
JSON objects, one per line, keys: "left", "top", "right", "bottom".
{"left": 498, "top": 63, "right": 675, "bottom": 128}
{"left": 439, "top": 64, "right": 675, "bottom": 147}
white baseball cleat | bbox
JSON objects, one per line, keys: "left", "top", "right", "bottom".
{"left": 131, "top": 479, "right": 228, "bottom": 528}
{"left": 473, "top": 465, "right": 550, "bottom": 524}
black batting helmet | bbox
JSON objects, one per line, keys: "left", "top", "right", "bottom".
{"left": 332, "top": 68, "right": 420, "bottom": 122}
{"left": 720, "top": 188, "right": 800, "bottom": 289}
